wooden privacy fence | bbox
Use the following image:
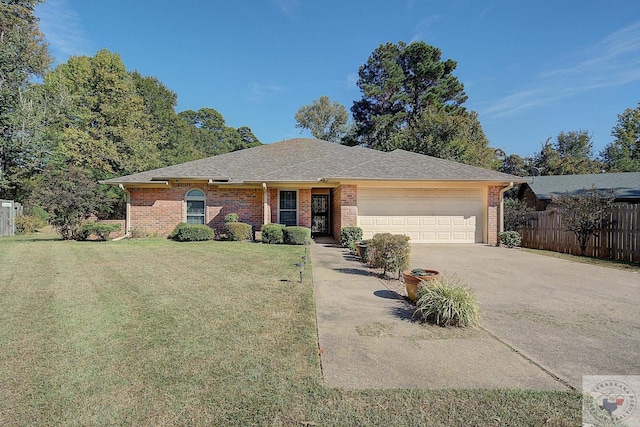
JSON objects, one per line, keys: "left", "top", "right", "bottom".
{"left": 519, "top": 204, "right": 640, "bottom": 264}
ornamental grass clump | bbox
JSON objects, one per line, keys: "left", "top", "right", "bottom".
{"left": 413, "top": 275, "right": 480, "bottom": 327}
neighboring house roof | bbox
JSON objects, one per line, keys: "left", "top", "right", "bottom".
{"left": 521, "top": 172, "right": 640, "bottom": 200}
{"left": 102, "top": 138, "right": 524, "bottom": 185}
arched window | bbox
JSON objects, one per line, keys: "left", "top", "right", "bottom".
{"left": 185, "top": 189, "right": 206, "bottom": 224}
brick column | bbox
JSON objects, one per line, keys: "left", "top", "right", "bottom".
{"left": 298, "top": 189, "right": 312, "bottom": 228}
{"left": 332, "top": 185, "right": 357, "bottom": 243}
{"left": 487, "top": 186, "right": 501, "bottom": 246}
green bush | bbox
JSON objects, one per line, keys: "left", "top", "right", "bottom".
{"left": 283, "top": 226, "right": 311, "bottom": 245}
{"left": 224, "top": 222, "right": 253, "bottom": 241}
{"left": 261, "top": 223, "right": 285, "bottom": 244}
{"left": 499, "top": 230, "right": 522, "bottom": 248}
{"left": 169, "top": 222, "right": 214, "bottom": 242}
{"left": 14, "top": 215, "right": 47, "bottom": 234}
{"left": 76, "top": 221, "right": 122, "bottom": 241}
{"left": 340, "top": 226, "right": 363, "bottom": 248}
{"left": 413, "top": 275, "right": 480, "bottom": 327}
{"left": 224, "top": 213, "right": 239, "bottom": 223}
{"left": 367, "top": 233, "right": 410, "bottom": 277}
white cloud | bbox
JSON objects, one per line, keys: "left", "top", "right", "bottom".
{"left": 247, "top": 82, "right": 283, "bottom": 103}
{"left": 271, "top": 0, "right": 300, "bottom": 19}
{"left": 411, "top": 15, "right": 441, "bottom": 43}
{"left": 36, "top": 0, "right": 92, "bottom": 63}
{"left": 483, "top": 21, "right": 640, "bottom": 119}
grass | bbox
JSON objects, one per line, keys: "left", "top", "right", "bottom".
{"left": 522, "top": 248, "right": 640, "bottom": 272}
{"left": 0, "top": 229, "right": 582, "bottom": 426}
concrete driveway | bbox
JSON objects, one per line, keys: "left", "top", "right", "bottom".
{"left": 413, "top": 244, "right": 640, "bottom": 389}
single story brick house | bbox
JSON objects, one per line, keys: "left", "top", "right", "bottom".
{"left": 102, "top": 138, "right": 525, "bottom": 244}
{"left": 517, "top": 172, "right": 640, "bottom": 211}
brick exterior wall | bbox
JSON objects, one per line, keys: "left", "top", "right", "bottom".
{"left": 298, "top": 189, "right": 312, "bottom": 228}
{"left": 487, "top": 185, "right": 501, "bottom": 246}
{"left": 331, "top": 185, "right": 357, "bottom": 243}
{"left": 129, "top": 185, "right": 262, "bottom": 237}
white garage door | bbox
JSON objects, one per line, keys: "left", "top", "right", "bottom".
{"left": 357, "top": 188, "right": 484, "bottom": 243}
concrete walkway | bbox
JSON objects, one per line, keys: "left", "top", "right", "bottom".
{"left": 311, "top": 238, "right": 568, "bottom": 390}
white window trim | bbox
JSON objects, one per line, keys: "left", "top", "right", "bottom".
{"left": 185, "top": 189, "right": 206, "bottom": 224}
{"left": 278, "top": 189, "right": 298, "bottom": 226}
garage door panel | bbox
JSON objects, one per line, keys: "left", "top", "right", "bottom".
{"left": 357, "top": 188, "right": 484, "bottom": 243}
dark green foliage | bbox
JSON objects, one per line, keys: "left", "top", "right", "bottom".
{"left": 351, "top": 41, "right": 467, "bottom": 152}
{"left": 533, "top": 130, "right": 603, "bottom": 175}
{"left": 224, "top": 213, "right": 239, "bottom": 223}
{"left": 14, "top": 214, "right": 46, "bottom": 234}
{"left": 282, "top": 226, "right": 311, "bottom": 245}
{"left": 551, "top": 187, "right": 616, "bottom": 256}
{"left": 77, "top": 222, "right": 121, "bottom": 241}
{"left": 504, "top": 198, "right": 532, "bottom": 231}
{"left": 499, "top": 231, "right": 522, "bottom": 248}
{"left": 169, "top": 222, "right": 214, "bottom": 242}
{"left": 261, "top": 223, "right": 285, "bottom": 244}
{"left": 340, "top": 226, "right": 363, "bottom": 248}
{"left": 224, "top": 222, "right": 253, "bottom": 241}
{"left": 413, "top": 275, "right": 480, "bottom": 327}
{"left": 29, "top": 165, "right": 105, "bottom": 240}
{"left": 601, "top": 103, "right": 640, "bottom": 172}
{"left": 367, "top": 233, "right": 410, "bottom": 277}
{"left": 294, "top": 96, "right": 349, "bottom": 142}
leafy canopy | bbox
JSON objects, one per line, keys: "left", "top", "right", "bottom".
{"left": 601, "top": 103, "right": 640, "bottom": 172}
{"left": 294, "top": 96, "right": 349, "bottom": 142}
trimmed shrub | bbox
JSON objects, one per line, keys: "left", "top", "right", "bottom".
{"left": 367, "top": 233, "right": 410, "bottom": 277}
{"left": 169, "top": 222, "right": 214, "bottom": 242}
{"left": 340, "top": 226, "right": 363, "bottom": 248}
{"left": 224, "top": 221, "right": 253, "bottom": 241}
{"left": 15, "top": 215, "right": 47, "bottom": 234}
{"left": 283, "top": 226, "right": 311, "bottom": 245}
{"left": 261, "top": 223, "right": 285, "bottom": 244}
{"left": 224, "top": 213, "right": 239, "bottom": 223}
{"left": 413, "top": 275, "right": 480, "bottom": 327}
{"left": 77, "top": 221, "right": 122, "bottom": 241}
{"left": 499, "top": 230, "right": 522, "bottom": 248}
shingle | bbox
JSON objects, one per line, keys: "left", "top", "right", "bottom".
{"left": 102, "top": 138, "right": 524, "bottom": 184}
{"left": 525, "top": 173, "right": 640, "bottom": 200}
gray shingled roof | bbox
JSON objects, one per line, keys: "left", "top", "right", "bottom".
{"left": 102, "top": 138, "right": 524, "bottom": 185}
{"left": 523, "top": 172, "right": 640, "bottom": 200}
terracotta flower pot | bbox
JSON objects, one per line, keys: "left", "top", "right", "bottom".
{"left": 402, "top": 269, "right": 441, "bottom": 302}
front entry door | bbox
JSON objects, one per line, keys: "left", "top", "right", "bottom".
{"left": 311, "top": 194, "right": 329, "bottom": 235}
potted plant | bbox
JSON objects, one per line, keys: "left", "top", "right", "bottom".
{"left": 402, "top": 268, "right": 441, "bottom": 302}
{"left": 356, "top": 239, "right": 370, "bottom": 262}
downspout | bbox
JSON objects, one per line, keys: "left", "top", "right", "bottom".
{"left": 113, "top": 184, "right": 131, "bottom": 241}
{"left": 498, "top": 182, "right": 514, "bottom": 235}
{"left": 262, "top": 183, "right": 269, "bottom": 225}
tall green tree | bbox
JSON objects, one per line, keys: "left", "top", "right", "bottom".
{"left": 351, "top": 41, "right": 467, "bottom": 151}
{"left": 177, "top": 107, "right": 260, "bottom": 156}
{"left": 395, "top": 108, "right": 499, "bottom": 169}
{"left": 534, "top": 130, "right": 602, "bottom": 175}
{"left": 600, "top": 103, "right": 640, "bottom": 172}
{"left": 44, "top": 49, "right": 160, "bottom": 179}
{"left": 294, "top": 96, "right": 348, "bottom": 142}
{"left": 131, "top": 72, "right": 199, "bottom": 165}
{"left": 0, "top": 0, "right": 51, "bottom": 199}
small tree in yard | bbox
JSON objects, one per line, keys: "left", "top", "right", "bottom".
{"left": 29, "top": 165, "right": 104, "bottom": 240}
{"left": 503, "top": 198, "right": 532, "bottom": 231}
{"left": 551, "top": 187, "right": 616, "bottom": 256}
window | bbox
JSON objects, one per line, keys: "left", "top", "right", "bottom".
{"left": 185, "top": 189, "right": 206, "bottom": 224}
{"left": 279, "top": 190, "right": 297, "bottom": 226}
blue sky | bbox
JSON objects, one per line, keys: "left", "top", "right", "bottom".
{"left": 36, "top": 0, "right": 640, "bottom": 157}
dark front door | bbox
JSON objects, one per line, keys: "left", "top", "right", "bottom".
{"left": 311, "top": 194, "right": 330, "bottom": 235}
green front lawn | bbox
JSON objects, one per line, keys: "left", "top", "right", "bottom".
{"left": 0, "top": 231, "right": 581, "bottom": 426}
